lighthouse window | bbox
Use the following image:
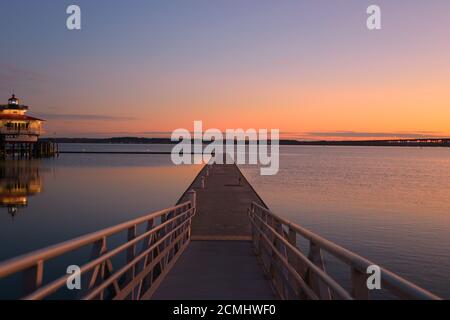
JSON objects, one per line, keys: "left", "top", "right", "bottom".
{"left": 4, "top": 122, "right": 29, "bottom": 130}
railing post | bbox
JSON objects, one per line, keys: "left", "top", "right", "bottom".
{"left": 187, "top": 189, "right": 196, "bottom": 214}
{"left": 22, "top": 260, "right": 44, "bottom": 296}
{"left": 155, "top": 213, "right": 169, "bottom": 279}
{"left": 136, "top": 218, "right": 156, "bottom": 298}
{"left": 287, "top": 226, "right": 306, "bottom": 299}
{"left": 125, "top": 224, "right": 137, "bottom": 299}
{"left": 162, "top": 209, "right": 176, "bottom": 267}
{"left": 256, "top": 206, "right": 264, "bottom": 258}
{"left": 85, "top": 237, "right": 108, "bottom": 299}
{"left": 249, "top": 204, "right": 259, "bottom": 255}
{"left": 266, "top": 215, "right": 283, "bottom": 298}
{"left": 201, "top": 176, "right": 206, "bottom": 189}
{"left": 272, "top": 217, "right": 288, "bottom": 299}
{"left": 351, "top": 267, "right": 369, "bottom": 300}
{"left": 307, "top": 241, "right": 332, "bottom": 300}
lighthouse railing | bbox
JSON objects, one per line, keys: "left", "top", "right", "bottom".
{"left": 0, "top": 127, "right": 41, "bottom": 135}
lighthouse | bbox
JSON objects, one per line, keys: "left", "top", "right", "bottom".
{"left": 0, "top": 94, "right": 43, "bottom": 142}
{"left": 0, "top": 94, "right": 56, "bottom": 157}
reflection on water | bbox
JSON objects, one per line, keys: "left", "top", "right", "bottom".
{"left": 0, "top": 160, "right": 43, "bottom": 217}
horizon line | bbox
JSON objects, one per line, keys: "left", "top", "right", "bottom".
{"left": 40, "top": 136, "right": 450, "bottom": 143}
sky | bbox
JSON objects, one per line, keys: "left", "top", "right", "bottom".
{"left": 1, "top": 0, "right": 449, "bottom": 139}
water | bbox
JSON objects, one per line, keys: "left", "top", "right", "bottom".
{"left": 241, "top": 146, "right": 450, "bottom": 299}
{"left": 0, "top": 149, "right": 201, "bottom": 261}
{"left": 0, "top": 144, "right": 449, "bottom": 298}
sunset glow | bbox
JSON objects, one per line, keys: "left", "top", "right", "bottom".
{"left": 1, "top": 0, "right": 450, "bottom": 139}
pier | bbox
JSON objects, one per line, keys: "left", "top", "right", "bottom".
{"left": 178, "top": 163, "right": 266, "bottom": 240}
{"left": 0, "top": 163, "right": 442, "bottom": 300}
{"left": 153, "top": 164, "right": 275, "bottom": 299}
{"left": 0, "top": 140, "right": 58, "bottom": 159}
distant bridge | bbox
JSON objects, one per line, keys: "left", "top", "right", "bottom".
{"left": 0, "top": 164, "right": 441, "bottom": 300}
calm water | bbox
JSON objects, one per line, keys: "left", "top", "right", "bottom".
{"left": 0, "top": 144, "right": 449, "bottom": 298}
{"left": 0, "top": 148, "right": 201, "bottom": 261}
{"left": 241, "top": 146, "right": 450, "bottom": 299}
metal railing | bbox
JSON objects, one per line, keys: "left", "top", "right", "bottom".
{"left": 248, "top": 202, "right": 441, "bottom": 300}
{"left": 0, "top": 190, "right": 196, "bottom": 300}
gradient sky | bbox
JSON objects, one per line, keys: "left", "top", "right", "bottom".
{"left": 1, "top": 0, "right": 449, "bottom": 139}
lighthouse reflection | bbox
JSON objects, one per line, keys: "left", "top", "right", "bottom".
{"left": 0, "top": 160, "right": 42, "bottom": 217}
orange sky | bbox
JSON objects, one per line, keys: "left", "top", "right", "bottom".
{"left": 2, "top": 1, "right": 450, "bottom": 140}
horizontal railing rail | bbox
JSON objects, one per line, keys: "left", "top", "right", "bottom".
{"left": 0, "top": 190, "right": 197, "bottom": 300}
{"left": 248, "top": 202, "right": 441, "bottom": 300}
{"left": 0, "top": 128, "right": 41, "bottom": 135}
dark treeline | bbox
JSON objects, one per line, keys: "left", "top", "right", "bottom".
{"left": 40, "top": 137, "right": 450, "bottom": 147}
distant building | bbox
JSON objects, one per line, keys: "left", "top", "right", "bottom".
{"left": 0, "top": 94, "right": 44, "bottom": 143}
{"left": 0, "top": 94, "right": 57, "bottom": 158}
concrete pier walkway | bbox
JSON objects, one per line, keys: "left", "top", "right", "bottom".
{"left": 153, "top": 163, "right": 275, "bottom": 299}
{"left": 178, "top": 163, "right": 267, "bottom": 240}
{"left": 152, "top": 241, "right": 276, "bottom": 300}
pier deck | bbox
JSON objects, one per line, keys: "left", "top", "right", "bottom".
{"left": 178, "top": 163, "right": 266, "bottom": 240}
{"left": 152, "top": 241, "right": 276, "bottom": 300}
{"left": 153, "top": 163, "right": 275, "bottom": 299}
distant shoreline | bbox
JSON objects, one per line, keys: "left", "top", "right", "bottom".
{"left": 41, "top": 137, "right": 450, "bottom": 148}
